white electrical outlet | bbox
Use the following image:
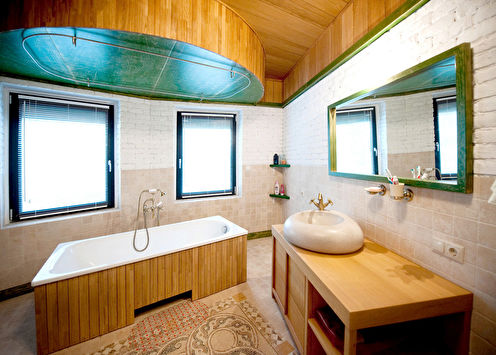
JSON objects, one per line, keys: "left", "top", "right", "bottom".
{"left": 444, "top": 242, "right": 464, "bottom": 263}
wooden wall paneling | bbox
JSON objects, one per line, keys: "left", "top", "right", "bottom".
{"left": 108, "top": 268, "right": 118, "bottom": 332}
{"left": 222, "top": 239, "right": 229, "bottom": 289}
{"left": 88, "top": 273, "right": 100, "bottom": 339}
{"left": 282, "top": 0, "right": 413, "bottom": 102}
{"left": 67, "top": 278, "right": 80, "bottom": 346}
{"left": 57, "top": 280, "right": 70, "bottom": 349}
{"left": 368, "top": 0, "right": 386, "bottom": 30}
{"left": 165, "top": 253, "right": 173, "bottom": 298}
{"left": 98, "top": 270, "right": 109, "bottom": 335}
{"left": 260, "top": 79, "right": 284, "bottom": 103}
{"left": 217, "top": 240, "right": 224, "bottom": 291}
{"left": 234, "top": 237, "right": 240, "bottom": 286}
{"left": 46, "top": 283, "right": 59, "bottom": 353}
{"left": 157, "top": 256, "right": 165, "bottom": 301}
{"left": 218, "top": 0, "right": 350, "bottom": 78}
{"left": 134, "top": 261, "right": 143, "bottom": 309}
{"left": 34, "top": 285, "right": 49, "bottom": 355}
{"left": 353, "top": 0, "right": 369, "bottom": 43}
{"left": 230, "top": 238, "right": 237, "bottom": 292}
{"left": 150, "top": 257, "right": 158, "bottom": 304}
{"left": 78, "top": 275, "right": 90, "bottom": 342}
{"left": 317, "top": 27, "right": 332, "bottom": 72}
{"left": 142, "top": 259, "right": 151, "bottom": 307}
{"left": 241, "top": 235, "right": 247, "bottom": 283}
{"left": 262, "top": 79, "right": 274, "bottom": 102}
{"left": 172, "top": 252, "right": 180, "bottom": 296}
{"left": 180, "top": 249, "right": 192, "bottom": 293}
{"left": 193, "top": 236, "right": 247, "bottom": 299}
{"left": 341, "top": 4, "right": 354, "bottom": 52}
{"left": 0, "top": 0, "right": 265, "bottom": 86}
{"left": 117, "top": 266, "right": 127, "bottom": 329}
{"left": 386, "top": 0, "right": 406, "bottom": 16}
{"left": 272, "top": 80, "right": 283, "bottom": 103}
{"left": 331, "top": 15, "right": 343, "bottom": 62}
{"left": 125, "top": 264, "right": 135, "bottom": 325}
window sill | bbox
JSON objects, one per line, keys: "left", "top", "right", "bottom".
{"left": 174, "top": 194, "right": 241, "bottom": 204}
{"left": 1, "top": 206, "right": 120, "bottom": 230}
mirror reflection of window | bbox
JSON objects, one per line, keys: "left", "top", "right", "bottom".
{"left": 336, "top": 107, "right": 378, "bottom": 175}
{"left": 434, "top": 96, "right": 457, "bottom": 179}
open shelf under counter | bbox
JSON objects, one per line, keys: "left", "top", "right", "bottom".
{"left": 308, "top": 318, "right": 341, "bottom": 355}
{"left": 271, "top": 224, "right": 473, "bottom": 355}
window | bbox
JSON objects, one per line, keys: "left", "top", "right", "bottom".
{"left": 433, "top": 96, "right": 457, "bottom": 179}
{"left": 335, "top": 107, "right": 378, "bottom": 175}
{"left": 9, "top": 93, "right": 114, "bottom": 221}
{"left": 176, "top": 112, "right": 236, "bottom": 199}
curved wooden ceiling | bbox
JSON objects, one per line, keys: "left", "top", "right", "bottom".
{"left": 218, "top": 0, "right": 351, "bottom": 78}
{"left": 0, "top": 0, "right": 266, "bottom": 103}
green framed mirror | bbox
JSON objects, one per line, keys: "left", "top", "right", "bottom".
{"left": 327, "top": 43, "right": 473, "bottom": 193}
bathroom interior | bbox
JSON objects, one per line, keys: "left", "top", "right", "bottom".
{"left": 0, "top": 0, "right": 495, "bottom": 354}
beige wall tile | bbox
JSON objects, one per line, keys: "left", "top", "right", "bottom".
{"left": 432, "top": 212, "right": 454, "bottom": 234}
{"left": 454, "top": 217, "right": 479, "bottom": 242}
{"left": 474, "top": 291, "right": 496, "bottom": 324}
{"left": 479, "top": 223, "right": 496, "bottom": 249}
{"left": 477, "top": 245, "right": 496, "bottom": 274}
{"left": 476, "top": 268, "right": 496, "bottom": 297}
{"left": 472, "top": 312, "right": 496, "bottom": 348}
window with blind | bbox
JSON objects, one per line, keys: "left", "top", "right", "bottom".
{"left": 176, "top": 112, "right": 236, "bottom": 199}
{"left": 433, "top": 96, "right": 457, "bottom": 179}
{"left": 335, "top": 107, "right": 379, "bottom": 175}
{"left": 9, "top": 93, "right": 114, "bottom": 221}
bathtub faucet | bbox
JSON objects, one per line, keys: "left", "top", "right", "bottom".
{"left": 142, "top": 189, "right": 166, "bottom": 218}
{"left": 133, "top": 188, "right": 166, "bottom": 252}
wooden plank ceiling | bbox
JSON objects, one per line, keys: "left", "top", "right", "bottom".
{"left": 219, "top": 0, "right": 351, "bottom": 79}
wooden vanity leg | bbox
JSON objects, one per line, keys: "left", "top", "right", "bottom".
{"left": 344, "top": 327, "right": 357, "bottom": 355}
{"left": 456, "top": 311, "right": 471, "bottom": 355}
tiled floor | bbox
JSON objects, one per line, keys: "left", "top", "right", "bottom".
{"left": 0, "top": 237, "right": 296, "bottom": 354}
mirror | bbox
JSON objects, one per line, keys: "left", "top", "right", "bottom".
{"left": 328, "top": 43, "right": 473, "bottom": 193}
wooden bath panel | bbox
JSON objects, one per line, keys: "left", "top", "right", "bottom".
{"left": 34, "top": 235, "right": 247, "bottom": 354}
{"left": 34, "top": 264, "right": 134, "bottom": 354}
{"left": 193, "top": 235, "right": 247, "bottom": 299}
{"left": 133, "top": 248, "right": 193, "bottom": 309}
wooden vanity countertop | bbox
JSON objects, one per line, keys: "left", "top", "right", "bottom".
{"left": 272, "top": 224, "right": 473, "bottom": 330}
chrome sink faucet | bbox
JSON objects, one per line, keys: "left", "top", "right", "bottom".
{"left": 310, "top": 193, "right": 333, "bottom": 211}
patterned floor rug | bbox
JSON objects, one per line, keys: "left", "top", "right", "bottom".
{"left": 92, "top": 293, "right": 295, "bottom": 355}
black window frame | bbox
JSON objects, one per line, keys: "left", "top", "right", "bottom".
{"left": 176, "top": 111, "right": 237, "bottom": 200}
{"left": 8, "top": 92, "right": 115, "bottom": 222}
{"left": 433, "top": 95, "right": 457, "bottom": 180}
{"left": 336, "top": 106, "right": 379, "bottom": 175}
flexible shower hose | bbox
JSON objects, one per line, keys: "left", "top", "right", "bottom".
{"left": 133, "top": 190, "right": 151, "bottom": 252}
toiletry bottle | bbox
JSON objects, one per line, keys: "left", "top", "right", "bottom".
{"left": 280, "top": 184, "right": 285, "bottom": 195}
{"left": 274, "top": 181, "right": 280, "bottom": 195}
{"left": 281, "top": 154, "right": 286, "bottom": 165}
{"left": 273, "top": 154, "right": 279, "bottom": 165}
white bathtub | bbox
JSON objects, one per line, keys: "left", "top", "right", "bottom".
{"left": 32, "top": 215, "right": 247, "bottom": 287}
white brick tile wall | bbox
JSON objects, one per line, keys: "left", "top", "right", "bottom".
{"left": 0, "top": 76, "right": 284, "bottom": 171}
{"left": 283, "top": 0, "right": 496, "bottom": 352}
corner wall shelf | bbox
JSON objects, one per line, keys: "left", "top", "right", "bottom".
{"left": 269, "top": 194, "right": 290, "bottom": 199}
{"left": 270, "top": 164, "right": 290, "bottom": 168}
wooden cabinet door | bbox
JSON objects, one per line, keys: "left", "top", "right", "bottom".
{"left": 287, "top": 257, "right": 307, "bottom": 353}
{"left": 272, "top": 237, "right": 287, "bottom": 312}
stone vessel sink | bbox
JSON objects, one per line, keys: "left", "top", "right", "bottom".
{"left": 283, "top": 210, "right": 364, "bottom": 254}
